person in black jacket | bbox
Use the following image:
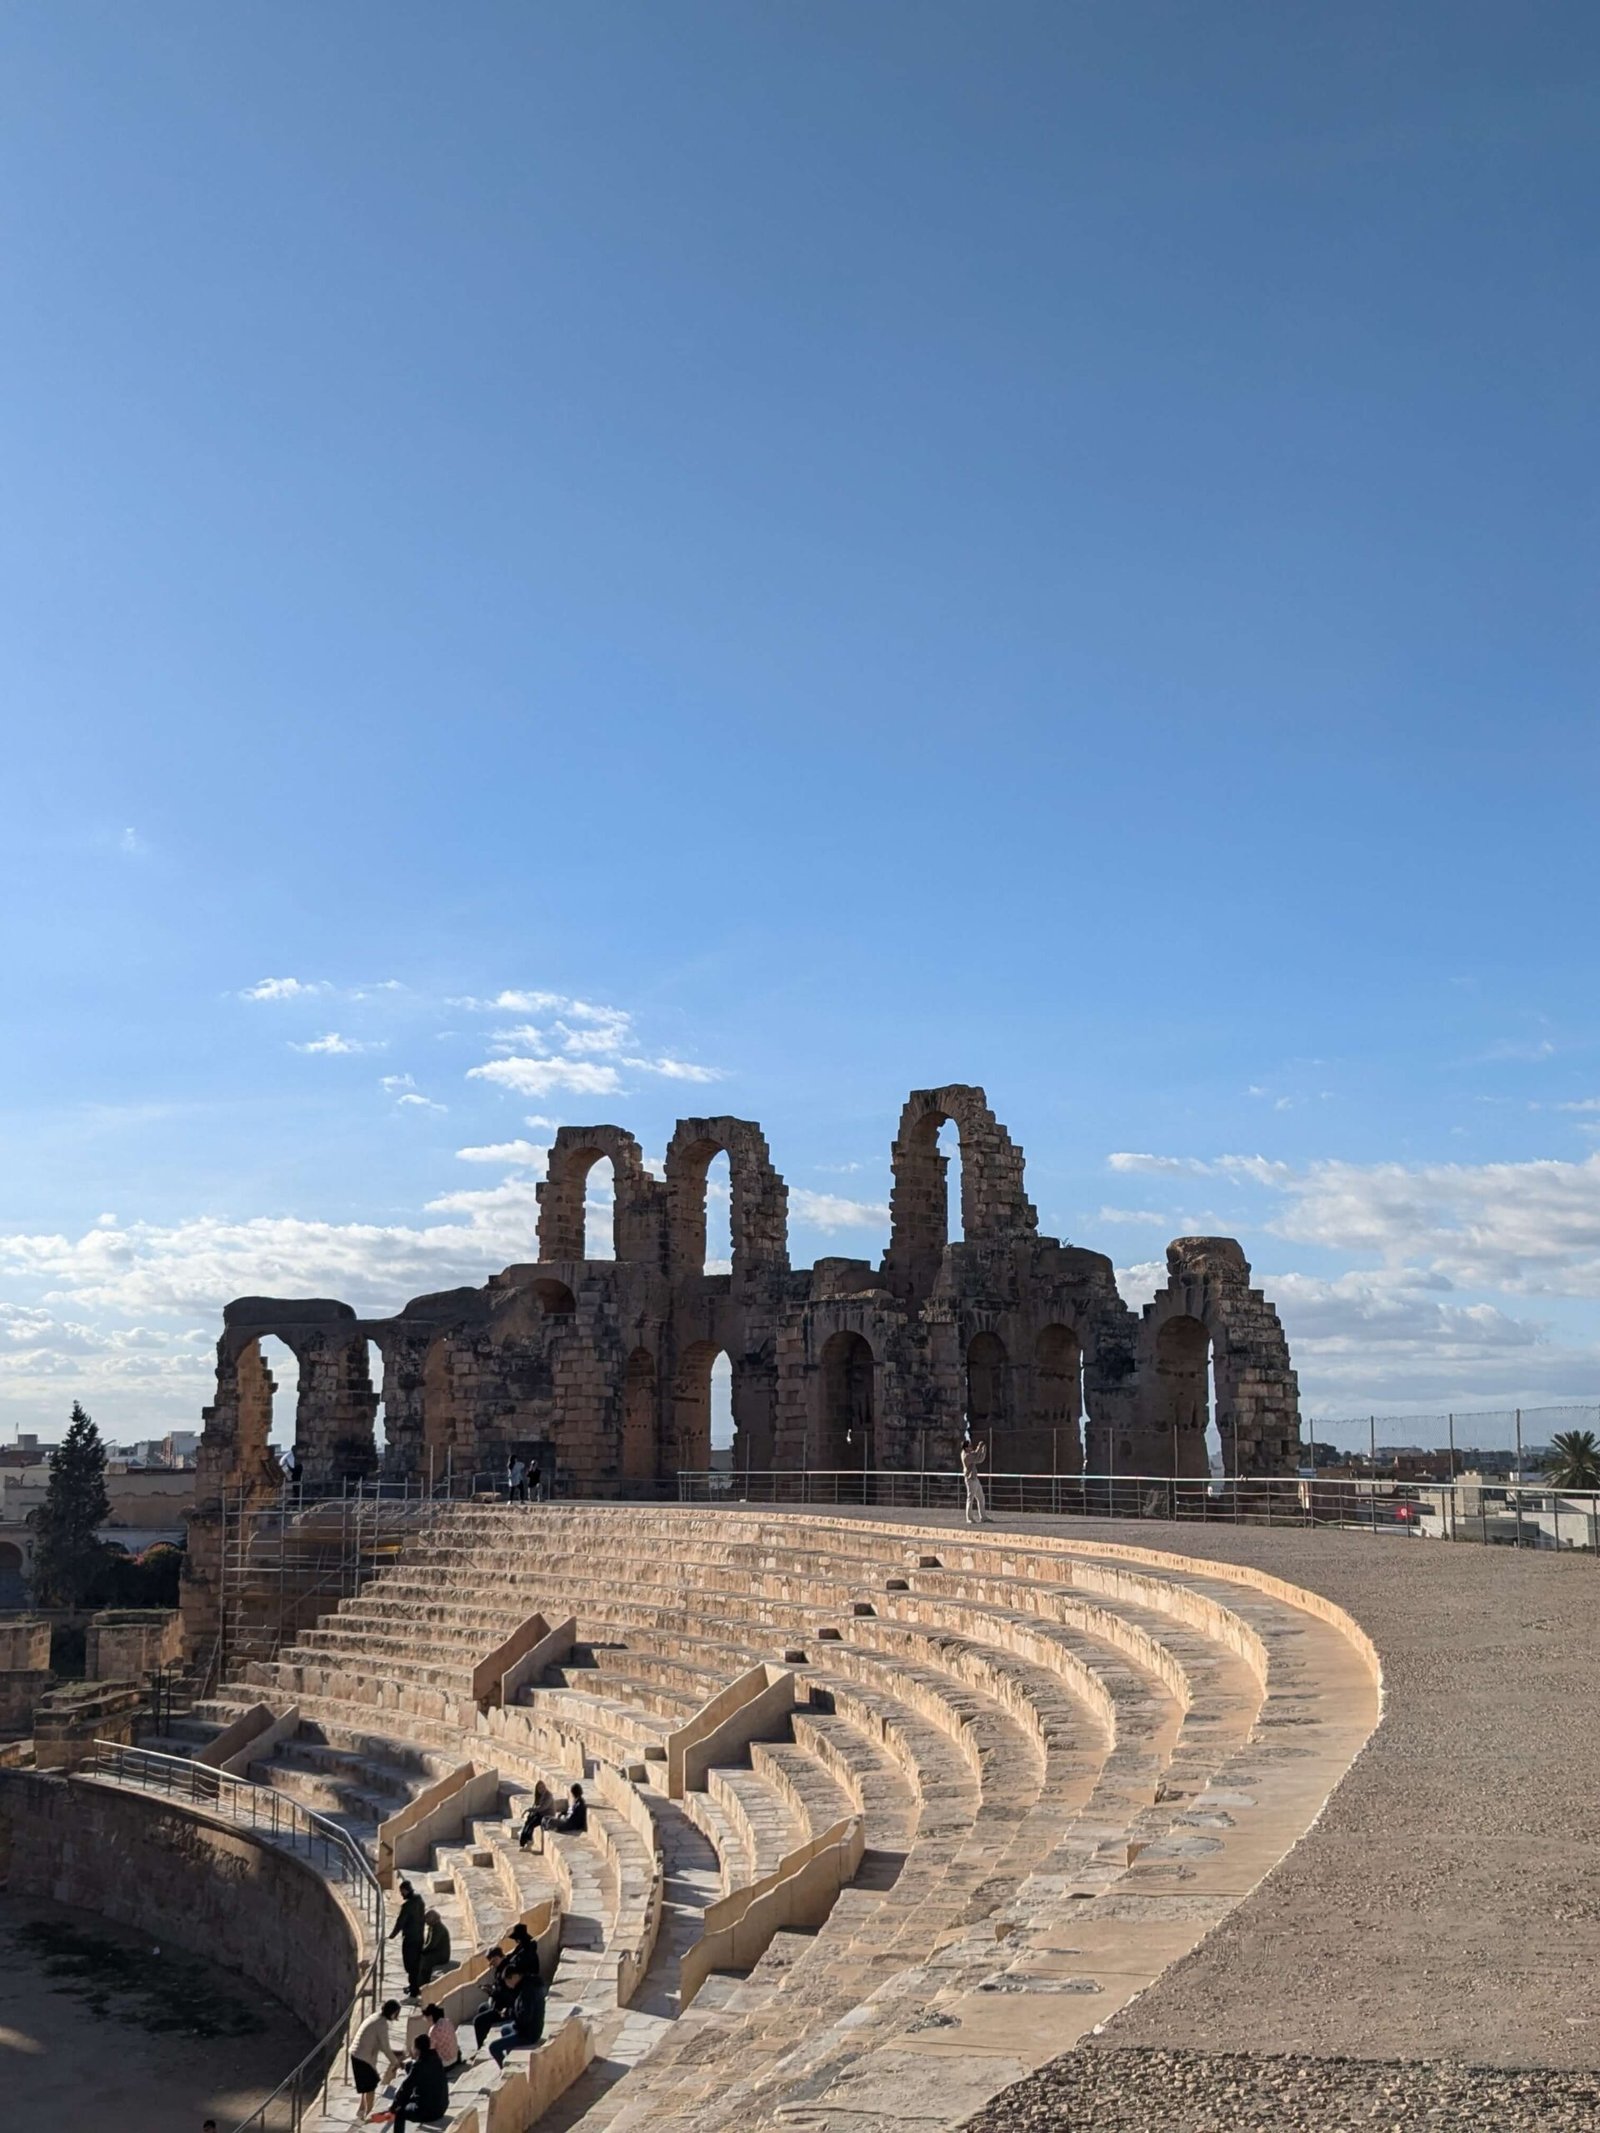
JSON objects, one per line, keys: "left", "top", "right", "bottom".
{"left": 391, "top": 2031, "right": 450, "bottom": 2128}
{"left": 390, "top": 1878, "right": 427, "bottom": 1998}
{"left": 488, "top": 1964, "right": 547, "bottom": 2067}
{"left": 471, "top": 1945, "right": 519, "bottom": 2050}
{"left": 549, "top": 1781, "right": 587, "bottom": 1834}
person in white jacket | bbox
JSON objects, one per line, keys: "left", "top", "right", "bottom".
{"left": 350, "top": 1999, "right": 401, "bottom": 2120}
{"left": 960, "top": 1437, "right": 988, "bottom": 1525}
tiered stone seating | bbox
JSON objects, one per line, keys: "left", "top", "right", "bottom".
{"left": 163, "top": 1504, "right": 1373, "bottom": 2133}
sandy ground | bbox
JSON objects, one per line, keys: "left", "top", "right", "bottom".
{"left": 0, "top": 1888, "right": 310, "bottom": 2132}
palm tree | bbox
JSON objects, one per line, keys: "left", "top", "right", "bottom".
{"left": 1541, "top": 1428, "right": 1600, "bottom": 1492}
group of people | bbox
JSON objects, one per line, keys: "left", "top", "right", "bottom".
{"left": 350, "top": 1914, "right": 553, "bottom": 2124}
{"left": 504, "top": 1455, "right": 546, "bottom": 1502}
{"left": 387, "top": 1880, "right": 453, "bottom": 1998}
{"left": 349, "top": 1998, "right": 460, "bottom": 2126}
{"left": 517, "top": 1777, "right": 587, "bottom": 1849}
{"left": 348, "top": 1788, "right": 586, "bottom": 2122}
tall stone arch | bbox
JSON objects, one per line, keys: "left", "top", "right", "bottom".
{"left": 883, "top": 1084, "right": 1037, "bottom": 1305}
{"left": 537, "top": 1125, "right": 665, "bottom": 1266}
{"left": 1133, "top": 1238, "right": 1301, "bottom": 1477}
{"left": 664, "top": 1117, "right": 789, "bottom": 1287}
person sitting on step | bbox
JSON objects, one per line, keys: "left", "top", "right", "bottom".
{"left": 518, "top": 1777, "right": 554, "bottom": 1849}
{"left": 390, "top": 2030, "right": 450, "bottom": 2129}
{"left": 548, "top": 1780, "right": 586, "bottom": 1834}
{"left": 488, "top": 1963, "right": 547, "bottom": 2068}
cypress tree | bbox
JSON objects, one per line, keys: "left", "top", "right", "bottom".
{"left": 32, "top": 1402, "right": 111, "bottom": 1607}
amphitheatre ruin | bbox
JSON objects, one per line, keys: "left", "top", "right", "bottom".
{"left": 2, "top": 1086, "right": 1597, "bottom": 2130}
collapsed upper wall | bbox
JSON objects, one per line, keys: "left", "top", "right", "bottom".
{"left": 193, "top": 1084, "right": 1303, "bottom": 1500}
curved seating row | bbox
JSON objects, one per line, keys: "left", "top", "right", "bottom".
{"left": 161, "top": 1503, "right": 1375, "bottom": 2133}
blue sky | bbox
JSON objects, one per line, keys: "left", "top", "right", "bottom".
{"left": 2, "top": 2, "right": 1598, "bottom": 1444}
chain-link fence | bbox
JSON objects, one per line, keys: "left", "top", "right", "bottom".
{"left": 1303, "top": 1403, "right": 1600, "bottom": 1467}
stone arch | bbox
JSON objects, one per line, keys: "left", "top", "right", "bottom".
{"left": 669, "top": 1338, "right": 726, "bottom": 1474}
{"left": 665, "top": 1118, "right": 789, "bottom": 1286}
{"left": 537, "top": 1126, "right": 664, "bottom": 1265}
{"left": 531, "top": 1278, "right": 577, "bottom": 1318}
{"left": 965, "top": 1329, "right": 1011, "bottom": 1444}
{"left": 621, "top": 1347, "right": 659, "bottom": 1483}
{"left": 1027, "top": 1322, "right": 1084, "bottom": 1474}
{"left": 884, "top": 1085, "right": 1037, "bottom": 1304}
{"left": 817, "top": 1329, "right": 877, "bottom": 1470}
{"left": 1134, "top": 1238, "right": 1302, "bottom": 1477}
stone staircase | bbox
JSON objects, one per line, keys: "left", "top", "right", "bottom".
{"left": 153, "top": 1504, "right": 1374, "bottom": 2133}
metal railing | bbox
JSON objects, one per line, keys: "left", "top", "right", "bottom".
{"left": 228, "top": 1959, "right": 377, "bottom": 2133}
{"left": 673, "top": 1467, "right": 1600, "bottom": 1549}
{"left": 81, "top": 1740, "right": 386, "bottom": 1948}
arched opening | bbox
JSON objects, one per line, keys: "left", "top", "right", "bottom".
{"left": 671, "top": 1340, "right": 726, "bottom": 1473}
{"left": 965, "top": 1331, "right": 1010, "bottom": 1450}
{"left": 937, "top": 1118, "right": 961, "bottom": 1246}
{"left": 1154, "top": 1314, "right": 1212, "bottom": 1480}
{"left": 704, "top": 1151, "right": 732, "bottom": 1275}
{"left": 710, "top": 1352, "right": 734, "bottom": 1458}
{"left": 621, "top": 1348, "right": 657, "bottom": 1482}
{"left": 0, "top": 1539, "right": 25, "bottom": 1607}
{"left": 1030, "top": 1324, "right": 1083, "bottom": 1475}
{"left": 583, "top": 1155, "right": 616, "bottom": 1262}
{"left": 532, "top": 1278, "right": 577, "bottom": 1317}
{"left": 363, "top": 1339, "right": 387, "bottom": 1461}
{"left": 817, "top": 1330, "right": 875, "bottom": 1471}
{"left": 241, "top": 1334, "right": 300, "bottom": 1476}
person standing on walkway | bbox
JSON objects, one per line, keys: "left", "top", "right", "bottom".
{"left": 507, "top": 1455, "right": 528, "bottom": 1502}
{"left": 391, "top": 1877, "right": 427, "bottom": 1998}
{"left": 350, "top": 1998, "right": 402, "bottom": 2120}
{"left": 961, "top": 1437, "right": 988, "bottom": 1525}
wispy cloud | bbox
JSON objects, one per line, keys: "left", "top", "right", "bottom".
{"left": 241, "top": 977, "right": 333, "bottom": 1002}
{"left": 292, "top": 1032, "right": 385, "bottom": 1056}
{"left": 626, "top": 1056, "right": 725, "bottom": 1083}
{"left": 455, "top": 1139, "right": 550, "bottom": 1167}
{"left": 789, "top": 1189, "right": 889, "bottom": 1233}
{"left": 468, "top": 1057, "right": 622, "bottom": 1099}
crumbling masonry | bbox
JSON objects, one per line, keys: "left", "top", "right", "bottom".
{"left": 184, "top": 1087, "right": 1299, "bottom": 1641}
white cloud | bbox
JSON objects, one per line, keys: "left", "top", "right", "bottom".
{"left": 468, "top": 1058, "right": 622, "bottom": 1099}
{"left": 488, "top": 1024, "right": 547, "bottom": 1052}
{"left": 292, "top": 1032, "right": 383, "bottom": 1056}
{"left": 1114, "top": 1261, "right": 1167, "bottom": 1309}
{"left": 455, "top": 1140, "right": 551, "bottom": 1168}
{"left": 1109, "top": 1152, "right": 1290, "bottom": 1186}
{"left": 379, "top": 1073, "right": 444, "bottom": 1111}
{"left": 1095, "top": 1206, "right": 1168, "bottom": 1227}
{"left": 789, "top": 1190, "right": 890, "bottom": 1233}
{"left": 241, "top": 977, "right": 332, "bottom": 1002}
{"left": 450, "top": 990, "right": 565, "bottom": 1014}
{"left": 626, "top": 1056, "right": 726, "bottom": 1084}
{"left": 1557, "top": 1098, "right": 1600, "bottom": 1114}
{"left": 523, "top": 1116, "right": 562, "bottom": 1131}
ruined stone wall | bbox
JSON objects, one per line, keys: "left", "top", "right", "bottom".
{"left": 185, "top": 1088, "right": 1303, "bottom": 1600}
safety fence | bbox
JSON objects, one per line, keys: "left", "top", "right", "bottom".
{"left": 82, "top": 1739, "right": 386, "bottom": 1949}
{"left": 673, "top": 1467, "right": 1600, "bottom": 1549}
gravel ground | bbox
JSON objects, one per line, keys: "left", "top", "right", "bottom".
{"left": 963, "top": 2048, "right": 1600, "bottom": 2132}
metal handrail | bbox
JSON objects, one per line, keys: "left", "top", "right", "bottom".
{"left": 671, "top": 1467, "right": 1600, "bottom": 1548}
{"left": 81, "top": 1740, "right": 386, "bottom": 1947}
{"left": 228, "top": 1957, "right": 377, "bottom": 2133}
